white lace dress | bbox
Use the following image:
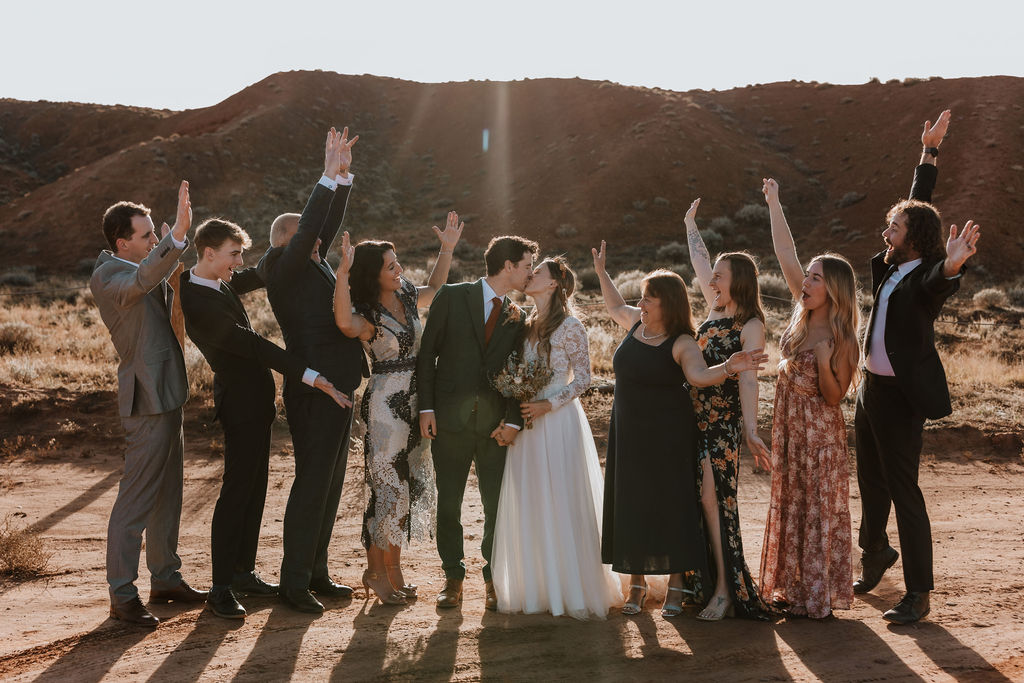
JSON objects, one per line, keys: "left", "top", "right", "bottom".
{"left": 491, "top": 316, "right": 622, "bottom": 620}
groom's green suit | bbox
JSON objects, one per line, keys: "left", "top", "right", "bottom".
{"left": 418, "top": 279, "right": 523, "bottom": 582}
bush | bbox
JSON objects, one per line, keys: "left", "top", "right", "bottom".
{"left": 973, "top": 287, "right": 1008, "bottom": 309}
{"left": 837, "top": 191, "right": 866, "bottom": 208}
{"left": 0, "top": 514, "right": 52, "bottom": 580}
{"left": 734, "top": 203, "right": 770, "bottom": 227}
{"left": 577, "top": 267, "right": 600, "bottom": 291}
{"left": 709, "top": 216, "right": 735, "bottom": 233}
{"left": 656, "top": 241, "right": 688, "bottom": 263}
{"left": 586, "top": 324, "right": 618, "bottom": 374}
{"left": 402, "top": 267, "right": 429, "bottom": 286}
{"left": 613, "top": 269, "right": 647, "bottom": 300}
{"left": 555, "top": 224, "right": 578, "bottom": 238}
{"left": 3, "top": 358, "right": 41, "bottom": 382}
{"left": 758, "top": 273, "right": 792, "bottom": 303}
{"left": 667, "top": 263, "right": 694, "bottom": 282}
{"left": 0, "top": 322, "right": 40, "bottom": 355}
{"left": 700, "top": 228, "right": 724, "bottom": 256}
{"left": 0, "top": 269, "right": 36, "bottom": 287}
{"left": 1007, "top": 281, "right": 1024, "bottom": 307}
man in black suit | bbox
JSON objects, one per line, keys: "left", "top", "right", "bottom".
{"left": 855, "top": 110, "right": 981, "bottom": 624}
{"left": 180, "top": 218, "right": 351, "bottom": 619}
{"left": 256, "top": 127, "right": 364, "bottom": 614}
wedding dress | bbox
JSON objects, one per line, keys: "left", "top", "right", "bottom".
{"left": 491, "top": 316, "right": 621, "bottom": 619}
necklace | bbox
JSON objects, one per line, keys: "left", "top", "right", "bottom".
{"left": 640, "top": 324, "right": 667, "bottom": 340}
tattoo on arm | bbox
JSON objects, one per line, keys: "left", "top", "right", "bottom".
{"left": 688, "top": 227, "right": 710, "bottom": 263}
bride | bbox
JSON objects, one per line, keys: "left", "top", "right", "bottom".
{"left": 491, "top": 256, "right": 621, "bottom": 619}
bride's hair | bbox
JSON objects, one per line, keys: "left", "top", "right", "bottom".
{"left": 524, "top": 256, "right": 578, "bottom": 362}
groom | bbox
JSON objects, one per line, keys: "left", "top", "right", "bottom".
{"left": 418, "top": 235, "right": 538, "bottom": 610}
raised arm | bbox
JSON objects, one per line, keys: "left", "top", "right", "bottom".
{"left": 418, "top": 211, "right": 464, "bottom": 307}
{"left": 683, "top": 199, "right": 716, "bottom": 305}
{"left": 910, "top": 110, "right": 949, "bottom": 202}
{"left": 333, "top": 231, "right": 375, "bottom": 341}
{"left": 673, "top": 335, "right": 768, "bottom": 388}
{"left": 762, "top": 178, "right": 803, "bottom": 301}
{"left": 591, "top": 240, "right": 641, "bottom": 331}
{"left": 318, "top": 126, "right": 358, "bottom": 257}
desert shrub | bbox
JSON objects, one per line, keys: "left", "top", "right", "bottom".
{"left": 0, "top": 269, "right": 36, "bottom": 287}
{"left": 656, "top": 241, "right": 688, "bottom": 263}
{"left": 758, "top": 273, "right": 792, "bottom": 304}
{"left": 700, "top": 228, "right": 724, "bottom": 256}
{"left": 734, "top": 203, "right": 770, "bottom": 227}
{"left": 3, "top": 358, "right": 41, "bottom": 383}
{"left": 709, "top": 216, "right": 735, "bottom": 233}
{"left": 555, "top": 224, "right": 578, "bottom": 238}
{"left": 653, "top": 197, "right": 671, "bottom": 207}
{"left": 667, "top": 263, "right": 694, "bottom": 282}
{"left": 577, "top": 267, "right": 600, "bottom": 291}
{"left": 0, "top": 514, "right": 52, "bottom": 580}
{"left": 586, "top": 324, "right": 618, "bottom": 374}
{"left": 622, "top": 213, "right": 636, "bottom": 225}
{"left": 1007, "top": 281, "right": 1024, "bottom": 307}
{"left": 0, "top": 322, "right": 40, "bottom": 355}
{"left": 632, "top": 200, "right": 647, "bottom": 211}
{"left": 402, "top": 267, "right": 429, "bottom": 286}
{"left": 612, "top": 269, "right": 647, "bottom": 301}
{"left": 183, "top": 341, "right": 214, "bottom": 396}
{"left": 837, "top": 191, "right": 866, "bottom": 208}
{"left": 973, "top": 287, "right": 1008, "bottom": 309}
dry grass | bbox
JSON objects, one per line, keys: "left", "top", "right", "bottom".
{"left": 0, "top": 322, "right": 40, "bottom": 354}
{"left": 0, "top": 513, "right": 52, "bottom": 580}
{"left": 942, "top": 349, "right": 1024, "bottom": 388}
{"left": 973, "top": 287, "right": 1009, "bottom": 309}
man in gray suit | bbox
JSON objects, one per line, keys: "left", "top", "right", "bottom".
{"left": 90, "top": 180, "right": 208, "bottom": 627}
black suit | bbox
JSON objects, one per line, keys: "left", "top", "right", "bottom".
{"left": 180, "top": 267, "right": 308, "bottom": 587}
{"left": 855, "top": 163, "right": 961, "bottom": 593}
{"left": 256, "top": 179, "right": 365, "bottom": 591}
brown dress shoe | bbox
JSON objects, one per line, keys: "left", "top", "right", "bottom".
{"left": 110, "top": 596, "right": 159, "bottom": 627}
{"left": 436, "top": 578, "right": 463, "bottom": 608}
{"left": 485, "top": 581, "right": 498, "bottom": 611}
{"left": 150, "top": 579, "right": 209, "bottom": 604}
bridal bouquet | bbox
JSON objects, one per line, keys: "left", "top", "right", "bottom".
{"left": 490, "top": 351, "right": 553, "bottom": 428}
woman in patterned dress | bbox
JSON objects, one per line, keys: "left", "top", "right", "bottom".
{"left": 683, "top": 199, "right": 772, "bottom": 621}
{"left": 760, "top": 178, "right": 860, "bottom": 618}
{"left": 333, "top": 212, "right": 464, "bottom": 604}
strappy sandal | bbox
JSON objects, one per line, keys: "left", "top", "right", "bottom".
{"left": 621, "top": 583, "right": 647, "bottom": 616}
{"left": 661, "top": 586, "right": 689, "bottom": 618}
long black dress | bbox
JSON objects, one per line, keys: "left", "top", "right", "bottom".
{"left": 601, "top": 322, "right": 708, "bottom": 581}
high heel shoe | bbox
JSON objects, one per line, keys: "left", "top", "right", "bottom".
{"left": 696, "top": 594, "right": 734, "bottom": 621}
{"left": 386, "top": 564, "right": 417, "bottom": 598}
{"left": 361, "top": 568, "right": 406, "bottom": 605}
{"left": 621, "top": 584, "right": 647, "bottom": 616}
{"left": 661, "top": 586, "right": 689, "bottom": 618}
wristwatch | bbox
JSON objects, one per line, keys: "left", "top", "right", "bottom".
{"left": 924, "top": 146, "right": 939, "bottom": 158}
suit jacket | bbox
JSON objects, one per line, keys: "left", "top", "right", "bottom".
{"left": 90, "top": 233, "right": 189, "bottom": 417}
{"left": 864, "top": 163, "right": 960, "bottom": 419}
{"left": 256, "top": 180, "right": 365, "bottom": 395}
{"left": 417, "top": 280, "right": 524, "bottom": 435}
{"left": 180, "top": 268, "right": 308, "bottom": 426}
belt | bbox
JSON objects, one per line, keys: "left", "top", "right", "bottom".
{"left": 863, "top": 369, "right": 899, "bottom": 386}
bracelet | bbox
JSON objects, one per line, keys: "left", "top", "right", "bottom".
{"left": 438, "top": 250, "right": 453, "bottom": 255}
{"left": 923, "top": 146, "right": 939, "bottom": 158}
{"left": 724, "top": 359, "right": 738, "bottom": 379}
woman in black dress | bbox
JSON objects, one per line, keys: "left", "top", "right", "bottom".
{"left": 592, "top": 241, "right": 768, "bottom": 617}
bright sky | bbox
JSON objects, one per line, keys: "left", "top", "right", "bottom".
{"left": 1, "top": 0, "right": 1018, "bottom": 110}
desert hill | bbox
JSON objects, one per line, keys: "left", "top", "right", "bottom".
{"left": 0, "top": 71, "right": 1021, "bottom": 278}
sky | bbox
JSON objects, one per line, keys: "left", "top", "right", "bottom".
{"left": 1, "top": 0, "right": 1020, "bottom": 111}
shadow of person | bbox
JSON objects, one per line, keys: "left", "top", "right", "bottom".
{"left": 32, "top": 620, "right": 152, "bottom": 682}
{"left": 377, "top": 605, "right": 464, "bottom": 680}
{"left": 233, "top": 602, "right": 318, "bottom": 681}
{"left": 329, "top": 599, "right": 406, "bottom": 681}
{"left": 662, "top": 608, "right": 790, "bottom": 680}
{"left": 890, "top": 621, "right": 1015, "bottom": 682}
{"left": 143, "top": 607, "right": 245, "bottom": 682}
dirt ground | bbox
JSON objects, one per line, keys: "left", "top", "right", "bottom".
{"left": 1, "top": 394, "right": 1023, "bottom": 682}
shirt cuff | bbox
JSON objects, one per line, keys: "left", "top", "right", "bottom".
{"left": 169, "top": 234, "right": 187, "bottom": 249}
{"left": 505, "top": 423, "right": 521, "bottom": 431}
{"left": 945, "top": 271, "right": 964, "bottom": 280}
{"left": 318, "top": 175, "right": 338, "bottom": 191}
{"left": 419, "top": 409, "right": 434, "bottom": 414}
{"left": 336, "top": 171, "right": 354, "bottom": 186}
{"left": 302, "top": 369, "right": 320, "bottom": 386}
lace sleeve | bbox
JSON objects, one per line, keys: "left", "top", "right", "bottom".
{"left": 549, "top": 317, "right": 592, "bottom": 410}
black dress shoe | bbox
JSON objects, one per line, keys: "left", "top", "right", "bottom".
{"left": 231, "top": 571, "right": 279, "bottom": 596}
{"left": 280, "top": 588, "right": 324, "bottom": 614}
{"left": 110, "top": 596, "right": 159, "bottom": 627}
{"left": 150, "top": 579, "right": 209, "bottom": 604}
{"left": 207, "top": 586, "right": 246, "bottom": 619}
{"left": 883, "top": 591, "right": 930, "bottom": 624}
{"left": 310, "top": 577, "right": 354, "bottom": 598}
{"left": 853, "top": 546, "right": 899, "bottom": 594}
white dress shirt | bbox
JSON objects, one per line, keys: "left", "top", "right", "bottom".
{"left": 865, "top": 258, "right": 922, "bottom": 376}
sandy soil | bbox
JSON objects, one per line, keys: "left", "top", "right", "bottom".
{"left": 1, "top": 392, "right": 1023, "bottom": 683}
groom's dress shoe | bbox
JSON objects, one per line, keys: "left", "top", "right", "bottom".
{"left": 149, "top": 579, "right": 209, "bottom": 604}
{"left": 280, "top": 588, "right": 325, "bottom": 614}
{"left": 485, "top": 581, "right": 498, "bottom": 611}
{"left": 231, "top": 571, "right": 278, "bottom": 596}
{"left": 310, "top": 576, "right": 354, "bottom": 598}
{"left": 436, "top": 579, "right": 463, "bottom": 608}
{"left": 853, "top": 546, "right": 899, "bottom": 594}
{"left": 883, "top": 591, "right": 930, "bottom": 624}
{"left": 207, "top": 587, "right": 246, "bottom": 619}
{"left": 110, "top": 596, "right": 159, "bottom": 627}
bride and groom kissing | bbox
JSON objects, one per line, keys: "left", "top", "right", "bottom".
{"left": 417, "top": 235, "right": 619, "bottom": 619}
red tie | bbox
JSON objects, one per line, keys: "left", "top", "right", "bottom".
{"left": 484, "top": 296, "right": 502, "bottom": 345}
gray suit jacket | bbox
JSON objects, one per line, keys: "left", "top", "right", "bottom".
{"left": 90, "top": 233, "right": 189, "bottom": 417}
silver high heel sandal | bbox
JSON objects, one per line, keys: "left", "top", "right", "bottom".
{"left": 622, "top": 584, "right": 648, "bottom": 616}
{"left": 661, "top": 586, "right": 688, "bottom": 618}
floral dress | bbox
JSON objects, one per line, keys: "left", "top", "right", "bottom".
{"left": 685, "top": 316, "right": 768, "bottom": 619}
{"left": 357, "top": 278, "right": 435, "bottom": 550}
{"left": 759, "top": 349, "right": 852, "bottom": 618}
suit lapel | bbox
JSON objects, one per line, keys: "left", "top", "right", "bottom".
{"left": 220, "top": 282, "right": 251, "bottom": 327}
{"left": 468, "top": 280, "right": 486, "bottom": 350}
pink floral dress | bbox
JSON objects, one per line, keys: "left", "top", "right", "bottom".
{"left": 759, "top": 349, "right": 853, "bottom": 618}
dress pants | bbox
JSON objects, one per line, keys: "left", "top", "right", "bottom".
{"left": 280, "top": 389, "right": 353, "bottom": 591}
{"left": 432, "top": 413, "right": 507, "bottom": 583}
{"left": 211, "top": 416, "right": 273, "bottom": 586}
{"left": 854, "top": 372, "right": 934, "bottom": 592}
{"left": 107, "top": 409, "right": 185, "bottom": 604}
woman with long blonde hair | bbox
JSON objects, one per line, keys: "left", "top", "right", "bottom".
{"left": 760, "top": 177, "right": 861, "bottom": 618}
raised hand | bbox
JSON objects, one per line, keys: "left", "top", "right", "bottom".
{"left": 922, "top": 109, "right": 951, "bottom": 148}
{"left": 324, "top": 128, "right": 343, "bottom": 178}
{"left": 762, "top": 178, "right": 780, "bottom": 205}
{"left": 336, "top": 231, "right": 355, "bottom": 278}
{"left": 338, "top": 126, "right": 358, "bottom": 175}
{"left": 684, "top": 198, "right": 701, "bottom": 223}
{"left": 313, "top": 375, "right": 353, "bottom": 409}
{"left": 726, "top": 348, "right": 769, "bottom": 375}
{"left": 170, "top": 180, "right": 192, "bottom": 241}
{"left": 433, "top": 211, "right": 464, "bottom": 252}
{"left": 943, "top": 220, "right": 981, "bottom": 275}
{"left": 591, "top": 240, "right": 607, "bottom": 274}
